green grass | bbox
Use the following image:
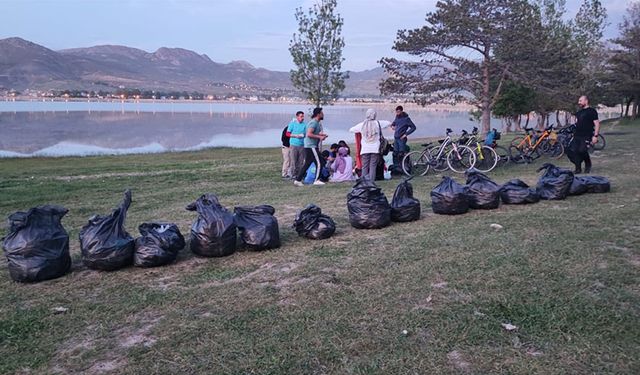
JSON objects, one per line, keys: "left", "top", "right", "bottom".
{"left": 1, "top": 118, "right": 639, "bottom": 374}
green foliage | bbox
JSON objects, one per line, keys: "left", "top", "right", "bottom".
{"left": 492, "top": 81, "right": 536, "bottom": 118}
{"left": 289, "top": 0, "right": 348, "bottom": 106}
{"left": 380, "top": 0, "right": 532, "bottom": 132}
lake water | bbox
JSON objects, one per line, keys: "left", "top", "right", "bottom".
{"left": 0, "top": 100, "right": 502, "bottom": 157}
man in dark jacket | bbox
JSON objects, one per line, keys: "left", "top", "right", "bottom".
{"left": 390, "top": 105, "right": 416, "bottom": 173}
{"left": 281, "top": 125, "right": 291, "bottom": 179}
{"left": 568, "top": 95, "right": 600, "bottom": 174}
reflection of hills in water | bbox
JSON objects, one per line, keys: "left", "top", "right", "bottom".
{"left": 0, "top": 107, "right": 496, "bottom": 157}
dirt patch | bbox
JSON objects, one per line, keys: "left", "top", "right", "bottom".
{"left": 447, "top": 350, "right": 472, "bottom": 372}
{"left": 87, "top": 359, "right": 128, "bottom": 374}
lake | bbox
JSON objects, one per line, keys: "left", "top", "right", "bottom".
{"left": 0, "top": 100, "right": 505, "bottom": 157}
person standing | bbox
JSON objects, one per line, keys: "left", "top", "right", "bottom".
{"left": 280, "top": 125, "right": 292, "bottom": 179}
{"left": 286, "top": 111, "right": 306, "bottom": 178}
{"left": 391, "top": 105, "right": 416, "bottom": 169}
{"left": 569, "top": 95, "right": 600, "bottom": 174}
{"left": 294, "top": 107, "right": 328, "bottom": 186}
{"left": 349, "top": 108, "right": 391, "bottom": 182}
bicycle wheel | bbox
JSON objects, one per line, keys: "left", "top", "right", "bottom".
{"left": 474, "top": 146, "right": 498, "bottom": 172}
{"left": 510, "top": 136, "right": 525, "bottom": 147}
{"left": 593, "top": 134, "right": 606, "bottom": 150}
{"left": 546, "top": 141, "right": 564, "bottom": 159}
{"left": 428, "top": 146, "right": 449, "bottom": 172}
{"left": 447, "top": 145, "right": 476, "bottom": 173}
{"left": 402, "top": 151, "right": 430, "bottom": 176}
{"left": 494, "top": 145, "right": 510, "bottom": 167}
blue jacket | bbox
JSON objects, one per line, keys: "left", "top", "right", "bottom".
{"left": 392, "top": 112, "right": 416, "bottom": 139}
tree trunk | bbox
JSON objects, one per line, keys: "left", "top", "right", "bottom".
{"left": 481, "top": 55, "right": 491, "bottom": 134}
{"left": 625, "top": 96, "right": 633, "bottom": 117}
{"left": 524, "top": 113, "right": 530, "bottom": 129}
{"left": 633, "top": 101, "right": 638, "bottom": 119}
{"left": 555, "top": 110, "right": 560, "bottom": 127}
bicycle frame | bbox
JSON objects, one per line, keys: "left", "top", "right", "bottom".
{"left": 516, "top": 128, "right": 552, "bottom": 154}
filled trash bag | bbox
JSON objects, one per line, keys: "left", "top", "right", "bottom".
{"left": 134, "top": 222, "right": 185, "bottom": 267}
{"left": 347, "top": 179, "right": 392, "bottom": 229}
{"left": 2, "top": 205, "right": 71, "bottom": 282}
{"left": 186, "top": 194, "right": 237, "bottom": 257}
{"left": 293, "top": 205, "right": 336, "bottom": 240}
{"left": 569, "top": 177, "right": 589, "bottom": 196}
{"left": 577, "top": 176, "right": 611, "bottom": 194}
{"left": 234, "top": 205, "right": 280, "bottom": 250}
{"left": 391, "top": 179, "right": 421, "bottom": 222}
{"left": 499, "top": 179, "right": 540, "bottom": 204}
{"left": 80, "top": 190, "right": 135, "bottom": 271}
{"left": 536, "top": 163, "right": 574, "bottom": 200}
{"left": 465, "top": 170, "right": 501, "bottom": 209}
{"left": 430, "top": 176, "right": 470, "bottom": 215}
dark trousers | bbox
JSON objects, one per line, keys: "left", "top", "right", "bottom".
{"left": 567, "top": 136, "right": 591, "bottom": 170}
{"left": 296, "top": 147, "right": 325, "bottom": 182}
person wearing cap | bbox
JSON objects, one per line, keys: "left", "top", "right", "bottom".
{"left": 294, "top": 107, "right": 328, "bottom": 186}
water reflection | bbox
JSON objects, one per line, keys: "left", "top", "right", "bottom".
{"left": 0, "top": 103, "right": 495, "bottom": 157}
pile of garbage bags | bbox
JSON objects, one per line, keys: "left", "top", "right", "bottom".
{"left": 347, "top": 179, "right": 392, "bottom": 229}
{"left": 80, "top": 190, "right": 135, "bottom": 271}
{"left": 500, "top": 179, "right": 540, "bottom": 204}
{"left": 465, "top": 170, "right": 501, "bottom": 209}
{"left": 2, "top": 205, "right": 71, "bottom": 282}
{"left": 234, "top": 205, "right": 281, "bottom": 250}
{"left": 570, "top": 175, "right": 611, "bottom": 195}
{"left": 186, "top": 194, "right": 237, "bottom": 257}
{"left": 293, "top": 205, "right": 336, "bottom": 240}
{"left": 431, "top": 176, "right": 470, "bottom": 215}
{"left": 391, "top": 179, "right": 421, "bottom": 222}
{"left": 134, "top": 222, "right": 185, "bottom": 267}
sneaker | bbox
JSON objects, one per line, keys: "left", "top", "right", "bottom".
{"left": 312, "top": 180, "right": 325, "bottom": 186}
{"left": 574, "top": 168, "right": 582, "bottom": 174}
{"left": 293, "top": 180, "right": 304, "bottom": 187}
{"left": 584, "top": 167, "right": 591, "bottom": 174}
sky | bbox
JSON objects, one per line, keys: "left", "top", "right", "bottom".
{"left": 0, "top": 0, "right": 630, "bottom": 72}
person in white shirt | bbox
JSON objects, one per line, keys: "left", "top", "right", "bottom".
{"left": 349, "top": 108, "right": 392, "bottom": 182}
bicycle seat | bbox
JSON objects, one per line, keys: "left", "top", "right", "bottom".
{"left": 438, "top": 139, "right": 445, "bottom": 144}
{"left": 421, "top": 142, "right": 433, "bottom": 147}
{"left": 523, "top": 126, "right": 534, "bottom": 132}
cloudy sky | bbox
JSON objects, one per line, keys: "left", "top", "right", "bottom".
{"left": 0, "top": 0, "right": 629, "bottom": 71}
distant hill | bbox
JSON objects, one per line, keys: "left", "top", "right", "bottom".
{"left": 0, "top": 37, "right": 385, "bottom": 96}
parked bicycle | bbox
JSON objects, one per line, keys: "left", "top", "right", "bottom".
{"left": 402, "top": 128, "right": 476, "bottom": 176}
{"left": 459, "top": 127, "right": 499, "bottom": 172}
{"left": 557, "top": 124, "right": 606, "bottom": 153}
{"left": 509, "top": 125, "right": 564, "bottom": 164}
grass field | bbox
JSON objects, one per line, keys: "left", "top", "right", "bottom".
{"left": 1, "top": 119, "right": 639, "bottom": 374}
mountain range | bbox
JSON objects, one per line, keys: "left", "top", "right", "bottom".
{"left": 0, "top": 37, "right": 385, "bottom": 96}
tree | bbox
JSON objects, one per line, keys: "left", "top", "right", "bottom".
{"left": 380, "top": 0, "right": 532, "bottom": 133}
{"left": 289, "top": 0, "right": 348, "bottom": 107}
{"left": 492, "top": 80, "right": 536, "bottom": 131}
{"left": 608, "top": 1, "right": 640, "bottom": 118}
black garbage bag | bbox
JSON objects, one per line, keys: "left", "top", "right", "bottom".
{"left": 346, "top": 179, "right": 392, "bottom": 229}
{"left": 2, "top": 205, "right": 71, "bottom": 282}
{"left": 499, "top": 179, "right": 540, "bottom": 204}
{"left": 465, "top": 170, "right": 501, "bottom": 209}
{"left": 536, "top": 163, "right": 574, "bottom": 200}
{"left": 293, "top": 205, "right": 336, "bottom": 240}
{"left": 391, "top": 179, "right": 421, "bottom": 222}
{"left": 134, "top": 222, "right": 185, "bottom": 267}
{"left": 80, "top": 190, "right": 135, "bottom": 271}
{"left": 234, "top": 205, "right": 280, "bottom": 250}
{"left": 430, "top": 176, "right": 470, "bottom": 215}
{"left": 186, "top": 194, "right": 236, "bottom": 257}
{"left": 569, "top": 177, "right": 589, "bottom": 196}
{"left": 581, "top": 176, "right": 611, "bottom": 193}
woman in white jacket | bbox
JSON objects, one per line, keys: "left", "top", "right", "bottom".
{"left": 349, "top": 108, "right": 392, "bottom": 182}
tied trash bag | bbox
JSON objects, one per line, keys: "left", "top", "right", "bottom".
{"left": 186, "top": 194, "right": 236, "bottom": 257}
{"left": 234, "top": 205, "right": 281, "bottom": 250}
{"left": 500, "top": 179, "right": 541, "bottom": 204}
{"left": 293, "top": 205, "right": 336, "bottom": 240}
{"left": 569, "top": 177, "right": 589, "bottom": 196}
{"left": 430, "top": 176, "right": 470, "bottom": 215}
{"left": 347, "top": 179, "right": 392, "bottom": 229}
{"left": 536, "top": 163, "right": 574, "bottom": 200}
{"left": 391, "top": 179, "right": 421, "bottom": 222}
{"left": 134, "top": 222, "right": 185, "bottom": 267}
{"left": 465, "top": 170, "right": 501, "bottom": 209}
{"left": 2, "top": 205, "right": 71, "bottom": 282}
{"left": 80, "top": 190, "right": 135, "bottom": 271}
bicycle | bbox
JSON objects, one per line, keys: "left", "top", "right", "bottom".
{"left": 509, "top": 125, "right": 564, "bottom": 164}
{"left": 459, "top": 127, "right": 499, "bottom": 173}
{"left": 557, "top": 124, "right": 606, "bottom": 153}
{"left": 402, "top": 128, "right": 476, "bottom": 176}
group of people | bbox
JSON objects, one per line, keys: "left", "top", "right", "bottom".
{"left": 280, "top": 106, "right": 416, "bottom": 186}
